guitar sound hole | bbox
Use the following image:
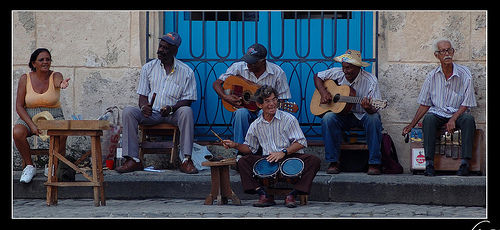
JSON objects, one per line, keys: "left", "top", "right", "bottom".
{"left": 333, "top": 94, "right": 340, "bottom": 103}
{"left": 243, "top": 92, "right": 251, "bottom": 101}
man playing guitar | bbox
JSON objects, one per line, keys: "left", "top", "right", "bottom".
{"left": 213, "top": 43, "right": 291, "bottom": 154}
{"left": 313, "top": 49, "right": 383, "bottom": 175}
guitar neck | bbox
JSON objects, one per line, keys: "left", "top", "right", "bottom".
{"left": 337, "top": 95, "right": 363, "bottom": 104}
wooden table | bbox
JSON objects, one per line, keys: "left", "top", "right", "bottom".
{"left": 201, "top": 158, "right": 241, "bottom": 205}
{"left": 37, "top": 120, "right": 110, "bottom": 206}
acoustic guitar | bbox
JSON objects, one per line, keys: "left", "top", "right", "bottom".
{"left": 310, "top": 80, "right": 387, "bottom": 115}
{"left": 222, "top": 75, "right": 298, "bottom": 113}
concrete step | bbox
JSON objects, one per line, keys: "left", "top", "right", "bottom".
{"left": 13, "top": 169, "right": 486, "bottom": 206}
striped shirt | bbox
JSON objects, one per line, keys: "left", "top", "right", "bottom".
{"left": 244, "top": 110, "right": 307, "bottom": 156}
{"left": 417, "top": 63, "right": 477, "bottom": 118}
{"left": 137, "top": 58, "right": 197, "bottom": 112}
{"left": 316, "top": 67, "right": 381, "bottom": 120}
{"left": 219, "top": 61, "right": 291, "bottom": 100}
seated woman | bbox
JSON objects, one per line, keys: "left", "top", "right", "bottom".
{"left": 14, "top": 48, "right": 70, "bottom": 183}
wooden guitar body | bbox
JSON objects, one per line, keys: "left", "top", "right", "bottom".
{"left": 310, "top": 80, "right": 356, "bottom": 115}
{"left": 221, "top": 75, "right": 299, "bottom": 113}
{"left": 222, "top": 75, "right": 261, "bottom": 112}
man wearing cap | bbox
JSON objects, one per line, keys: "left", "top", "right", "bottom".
{"left": 313, "top": 49, "right": 383, "bottom": 175}
{"left": 213, "top": 43, "right": 291, "bottom": 157}
{"left": 116, "top": 32, "right": 199, "bottom": 174}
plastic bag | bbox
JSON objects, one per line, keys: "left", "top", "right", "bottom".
{"left": 180, "top": 143, "right": 212, "bottom": 171}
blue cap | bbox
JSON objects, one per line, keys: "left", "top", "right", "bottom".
{"left": 160, "top": 32, "right": 182, "bottom": 47}
{"left": 242, "top": 43, "right": 267, "bottom": 64}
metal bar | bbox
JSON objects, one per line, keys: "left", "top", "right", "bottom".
{"left": 215, "top": 12, "right": 231, "bottom": 59}
{"left": 189, "top": 12, "right": 205, "bottom": 59}
{"left": 294, "top": 11, "right": 311, "bottom": 59}
{"left": 320, "top": 11, "right": 334, "bottom": 59}
{"left": 267, "top": 12, "right": 285, "bottom": 59}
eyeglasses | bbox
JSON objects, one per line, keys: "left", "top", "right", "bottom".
{"left": 435, "top": 48, "right": 455, "bottom": 55}
{"left": 263, "top": 97, "right": 278, "bottom": 104}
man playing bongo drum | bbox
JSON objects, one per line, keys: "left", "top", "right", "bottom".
{"left": 223, "top": 85, "right": 321, "bottom": 208}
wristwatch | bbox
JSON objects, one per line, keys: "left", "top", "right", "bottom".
{"left": 281, "top": 148, "right": 288, "bottom": 155}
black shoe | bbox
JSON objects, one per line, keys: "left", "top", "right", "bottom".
{"left": 424, "top": 165, "right": 435, "bottom": 176}
{"left": 457, "top": 163, "right": 470, "bottom": 176}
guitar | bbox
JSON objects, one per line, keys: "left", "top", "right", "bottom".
{"left": 310, "top": 80, "right": 387, "bottom": 115}
{"left": 221, "top": 75, "right": 298, "bottom": 113}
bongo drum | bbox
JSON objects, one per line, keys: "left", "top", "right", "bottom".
{"left": 253, "top": 158, "right": 279, "bottom": 186}
{"left": 279, "top": 157, "right": 304, "bottom": 184}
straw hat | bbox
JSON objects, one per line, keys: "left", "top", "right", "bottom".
{"left": 32, "top": 111, "right": 54, "bottom": 141}
{"left": 333, "top": 49, "right": 370, "bottom": 67}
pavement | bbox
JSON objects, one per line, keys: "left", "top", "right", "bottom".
{"left": 13, "top": 167, "right": 486, "bottom": 208}
{"left": 12, "top": 198, "right": 486, "bottom": 219}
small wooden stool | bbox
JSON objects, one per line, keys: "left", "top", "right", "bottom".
{"left": 38, "top": 120, "right": 109, "bottom": 207}
{"left": 202, "top": 159, "right": 241, "bottom": 205}
{"left": 139, "top": 123, "right": 179, "bottom": 164}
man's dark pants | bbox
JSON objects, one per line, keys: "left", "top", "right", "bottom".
{"left": 422, "top": 113, "right": 476, "bottom": 162}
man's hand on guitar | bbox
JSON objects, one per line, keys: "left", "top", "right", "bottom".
{"left": 319, "top": 90, "right": 333, "bottom": 104}
{"left": 223, "top": 94, "right": 243, "bottom": 108}
{"left": 361, "top": 97, "right": 377, "bottom": 114}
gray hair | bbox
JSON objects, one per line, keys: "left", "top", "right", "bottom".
{"left": 433, "top": 38, "right": 454, "bottom": 51}
{"left": 255, "top": 85, "right": 278, "bottom": 104}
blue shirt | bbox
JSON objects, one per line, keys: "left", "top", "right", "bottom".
{"left": 417, "top": 63, "right": 477, "bottom": 118}
{"left": 137, "top": 58, "right": 197, "bottom": 112}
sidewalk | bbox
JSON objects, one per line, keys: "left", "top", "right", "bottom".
{"left": 13, "top": 168, "right": 486, "bottom": 207}
{"left": 12, "top": 198, "right": 486, "bottom": 218}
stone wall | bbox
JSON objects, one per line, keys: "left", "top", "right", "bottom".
{"left": 12, "top": 11, "right": 144, "bottom": 169}
{"left": 12, "top": 11, "right": 487, "bottom": 172}
{"left": 377, "top": 11, "right": 486, "bottom": 172}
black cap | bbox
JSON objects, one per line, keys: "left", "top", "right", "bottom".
{"left": 242, "top": 43, "right": 267, "bottom": 64}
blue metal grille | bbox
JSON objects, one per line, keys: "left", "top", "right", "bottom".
{"left": 148, "top": 11, "right": 377, "bottom": 141}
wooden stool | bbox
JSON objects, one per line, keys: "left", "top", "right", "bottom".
{"left": 139, "top": 123, "right": 179, "bottom": 164}
{"left": 202, "top": 159, "right": 241, "bottom": 205}
{"left": 38, "top": 120, "right": 109, "bottom": 207}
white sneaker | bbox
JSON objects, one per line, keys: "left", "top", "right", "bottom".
{"left": 20, "top": 165, "right": 36, "bottom": 183}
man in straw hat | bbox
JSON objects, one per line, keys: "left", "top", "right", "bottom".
{"left": 313, "top": 49, "right": 383, "bottom": 175}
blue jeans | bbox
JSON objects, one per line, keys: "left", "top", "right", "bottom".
{"left": 232, "top": 108, "right": 261, "bottom": 144}
{"left": 321, "top": 112, "right": 382, "bottom": 165}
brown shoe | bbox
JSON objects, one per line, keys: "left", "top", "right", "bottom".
{"left": 367, "top": 164, "right": 381, "bottom": 175}
{"left": 253, "top": 195, "right": 276, "bottom": 207}
{"left": 115, "top": 158, "right": 143, "bottom": 173}
{"left": 326, "top": 162, "right": 340, "bottom": 174}
{"left": 284, "top": 195, "right": 297, "bottom": 208}
{"left": 180, "top": 158, "right": 198, "bottom": 174}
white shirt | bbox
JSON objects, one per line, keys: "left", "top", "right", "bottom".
{"left": 316, "top": 67, "right": 381, "bottom": 120}
{"left": 244, "top": 110, "right": 307, "bottom": 156}
{"left": 137, "top": 58, "right": 197, "bottom": 112}
{"left": 417, "top": 63, "right": 477, "bottom": 118}
{"left": 219, "top": 61, "right": 291, "bottom": 100}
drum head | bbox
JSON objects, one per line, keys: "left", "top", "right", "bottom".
{"left": 253, "top": 158, "right": 279, "bottom": 178}
{"left": 280, "top": 158, "right": 304, "bottom": 177}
